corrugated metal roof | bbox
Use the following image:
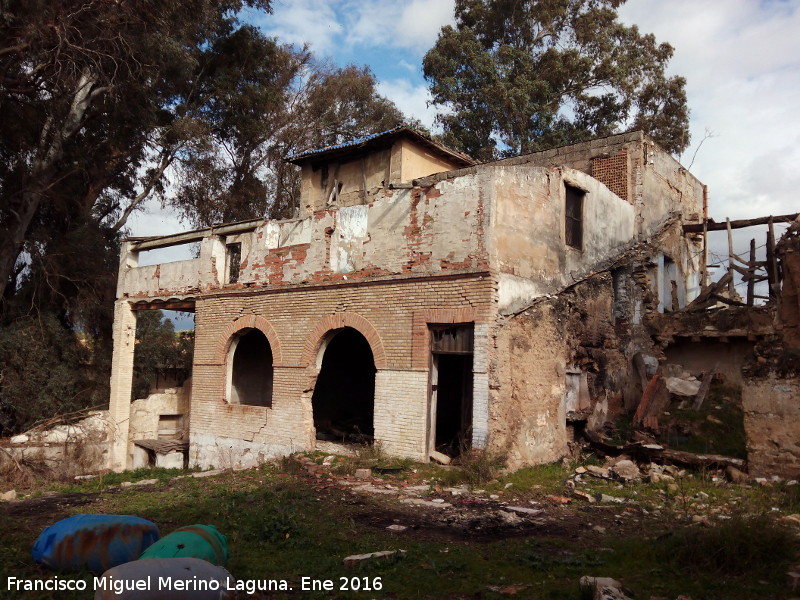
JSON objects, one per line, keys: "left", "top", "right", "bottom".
{"left": 286, "top": 126, "right": 477, "bottom": 166}
{"left": 287, "top": 126, "right": 404, "bottom": 161}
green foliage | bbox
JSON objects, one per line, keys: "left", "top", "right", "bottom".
{"left": 2, "top": 464, "right": 798, "bottom": 600}
{"left": 170, "top": 60, "right": 411, "bottom": 225}
{"left": 0, "top": 0, "right": 275, "bottom": 299}
{"left": 455, "top": 448, "right": 507, "bottom": 485}
{"left": 133, "top": 310, "right": 194, "bottom": 400}
{"left": 423, "top": 0, "right": 690, "bottom": 160}
{"left": 659, "top": 516, "right": 795, "bottom": 577}
{"left": 0, "top": 313, "right": 107, "bottom": 435}
{"left": 660, "top": 384, "right": 747, "bottom": 458}
{"left": 0, "top": 3, "right": 412, "bottom": 420}
{"left": 516, "top": 540, "right": 605, "bottom": 571}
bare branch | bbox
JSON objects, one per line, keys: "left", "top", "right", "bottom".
{"left": 686, "top": 127, "right": 716, "bottom": 170}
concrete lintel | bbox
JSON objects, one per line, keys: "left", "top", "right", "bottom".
{"left": 128, "top": 219, "right": 265, "bottom": 251}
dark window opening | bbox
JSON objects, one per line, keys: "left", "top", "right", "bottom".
{"left": 663, "top": 255, "right": 680, "bottom": 312}
{"left": 230, "top": 329, "right": 273, "bottom": 407}
{"left": 226, "top": 243, "right": 241, "bottom": 284}
{"left": 312, "top": 327, "right": 375, "bottom": 443}
{"left": 430, "top": 324, "right": 473, "bottom": 458}
{"left": 565, "top": 184, "right": 584, "bottom": 249}
{"left": 320, "top": 164, "right": 329, "bottom": 190}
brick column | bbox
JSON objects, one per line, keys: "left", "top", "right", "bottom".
{"left": 108, "top": 300, "right": 137, "bottom": 471}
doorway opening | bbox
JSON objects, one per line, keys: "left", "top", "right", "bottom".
{"left": 429, "top": 324, "right": 474, "bottom": 458}
{"left": 228, "top": 329, "right": 273, "bottom": 407}
{"left": 312, "top": 327, "right": 375, "bottom": 443}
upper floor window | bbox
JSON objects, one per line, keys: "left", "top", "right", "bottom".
{"left": 565, "top": 184, "right": 584, "bottom": 250}
{"left": 226, "top": 242, "right": 241, "bottom": 284}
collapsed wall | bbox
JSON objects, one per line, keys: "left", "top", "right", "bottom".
{"left": 740, "top": 374, "right": 800, "bottom": 478}
{"left": 0, "top": 412, "right": 111, "bottom": 478}
{"left": 490, "top": 257, "right": 663, "bottom": 470}
{"left": 735, "top": 222, "right": 800, "bottom": 478}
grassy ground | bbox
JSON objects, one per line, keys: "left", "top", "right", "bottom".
{"left": 1, "top": 455, "right": 799, "bottom": 600}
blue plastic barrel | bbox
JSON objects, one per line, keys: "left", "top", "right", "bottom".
{"left": 94, "top": 557, "right": 235, "bottom": 600}
{"left": 32, "top": 514, "right": 160, "bottom": 573}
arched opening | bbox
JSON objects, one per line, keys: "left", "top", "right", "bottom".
{"left": 228, "top": 329, "right": 273, "bottom": 407}
{"left": 312, "top": 327, "right": 375, "bottom": 443}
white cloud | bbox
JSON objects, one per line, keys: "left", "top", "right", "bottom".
{"left": 258, "top": 0, "right": 343, "bottom": 55}
{"left": 125, "top": 198, "right": 194, "bottom": 265}
{"left": 342, "top": 0, "right": 454, "bottom": 53}
{"left": 377, "top": 79, "right": 437, "bottom": 130}
{"left": 619, "top": 0, "right": 800, "bottom": 227}
{"left": 398, "top": 59, "right": 418, "bottom": 73}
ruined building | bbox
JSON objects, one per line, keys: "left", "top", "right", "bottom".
{"left": 108, "top": 128, "right": 710, "bottom": 472}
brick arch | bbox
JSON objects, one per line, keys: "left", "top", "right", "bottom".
{"left": 213, "top": 314, "right": 283, "bottom": 366}
{"left": 301, "top": 312, "right": 387, "bottom": 370}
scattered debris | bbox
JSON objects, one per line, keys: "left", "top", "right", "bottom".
{"left": 386, "top": 524, "right": 408, "bottom": 532}
{"left": 584, "top": 431, "right": 746, "bottom": 471}
{"left": 546, "top": 495, "right": 572, "bottom": 504}
{"left": 692, "top": 363, "right": 718, "bottom": 410}
{"left": 609, "top": 459, "right": 641, "bottom": 482}
{"left": 190, "top": 469, "right": 225, "bottom": 478}
{"left": 664, "top": 376, "right": 702, "bottom": 397}
{"left": 1, "top": 489, "right": 17, "bottom": 502}
{"left": 502, "top": 506, "right": 544, "bottom": 516}
{"left": 573, "top": 489, "right": 596, "bottom": 503}
{"left": 486, "top": 584, "right": 528, "bottom": 595}
{"left": 343, "top": 550, "right": 405, "bottom": 567}
{"left": 132, "top": 478, "right": 158, "bottom": 486}
{"left": 779, "top": 514, "right": 800, "bottom": 529}
{"left": 429, "top": 451, "right": 451, "bottom": 465}
{"left": 585, "top": 465, "right": 615, "bottom": 480}
{"left": 787, "top": 567, "right": 800, "bottom": 591}
{"left": 401, "top": 498, "right": 451, "bottom": 508}
{"left": 595, "top": 494, "right": 625, "bottom": 504}
{"left": 579, "top": 576, "right": 633, "bottom": 600}
{"left": 354, "top": 468, "right": 371, "bottom": 480}
{"left": 646, "top": 463, "right": 676, "bottom": 483}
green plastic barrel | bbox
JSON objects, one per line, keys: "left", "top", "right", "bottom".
{"left": 138, "top": 525, "right": 228, "bottom": 566}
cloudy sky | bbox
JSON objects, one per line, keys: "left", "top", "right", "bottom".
{"left": 131, "top": 0, "right": 800, "bottom": 275}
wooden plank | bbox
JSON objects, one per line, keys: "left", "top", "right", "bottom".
{"left": 686, "top": 270, "right": 733, "bottom": 311}
{"left": 767, "top": 216, "right": 780, "bottom": 298}
{"left": 429, "top": 450, "right": 452, "bottom": 465}
{"left": 683, "top": 212, "right": 799, "bottom": 233}
{"left": 747, "top": 239, "right": 756, "bottom": 306}
{"left": 727, "top": 218, "right": 736, "bottom": 296}
{"left": 584, "top": 438, "right": 747, "bottom": 470}
{"left": 633, "top": 372, "right": 669, "bottom": 429}
{"left": 633, "top": 373, "right": 660, "bottom": 426}
{"left": 710, "top": 294, "right": 747, "bottom": 307}
{"left": 692, "top": 362, "right": 718, "bottom": 410}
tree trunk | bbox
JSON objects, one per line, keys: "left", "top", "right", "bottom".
{"left": 0, "top": 70, "right": 99, "bottom": 301}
